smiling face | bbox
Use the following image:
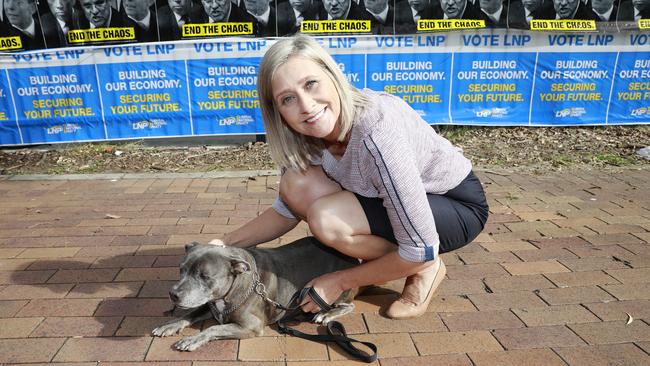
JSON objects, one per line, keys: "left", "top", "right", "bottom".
{"left": 271, "top": 56, "right": 342, "bottom": 142}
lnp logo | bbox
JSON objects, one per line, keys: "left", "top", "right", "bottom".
{"left": 555, "top": 107, "right": 586, "bottom": 118}
{"left": 475, "top": 108, "right": 507, "bottom": 118}
{"left": 476, "top": 109, "right": 491, "bottom": 117}
{"left": 631, "top": 107, "right": 649, "bottom": 117}
{"left": 46, "top": 123, "right": 81, "bottom": 135}
{"left": 556, "top": 108, "right": 571, "bottom": 117}
{"left": 132, "top": 119, "right": 167, "bottom": 130}
{"left": 218, "top": 115, "right": 254, "bottom": 126}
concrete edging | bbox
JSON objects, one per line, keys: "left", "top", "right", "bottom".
{"left": 2, "top": 169, "right": 280, "bottom": 181}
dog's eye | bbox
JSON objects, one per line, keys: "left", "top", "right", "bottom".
{"left": 199, "top": 272, "right": 210, "bottom": 281}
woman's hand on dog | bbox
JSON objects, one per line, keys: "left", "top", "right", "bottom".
{"left": 300, "top": 272, "right": 345, "bottom": 313}
{"left": 208, "top": 238, "right": 226, "bottom": 246}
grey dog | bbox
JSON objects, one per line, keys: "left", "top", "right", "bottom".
{"left": 152, "top": 237, "right": 359, "bottom": 351}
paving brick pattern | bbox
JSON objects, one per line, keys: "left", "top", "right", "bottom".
{"left": 1, "top": 168, "right": 649, "bottom": 364}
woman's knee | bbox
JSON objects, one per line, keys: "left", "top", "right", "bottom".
{"left": 307, "top": 193, "right": 398, "bottom": 260}
{"left": 279, "top": 166, "right": 341, "bottom": 219}
{"left": 307, "top": 198, "right": 352, "bottom": 249}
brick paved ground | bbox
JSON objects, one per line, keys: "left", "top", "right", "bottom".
{"left": 1, "top": 168, "right": 649, "bottom": 365}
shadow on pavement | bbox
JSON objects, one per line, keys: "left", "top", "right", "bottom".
{"left": 8, "top": 247, "right": 205, "bottom": 343}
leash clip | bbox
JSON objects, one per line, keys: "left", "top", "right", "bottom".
{"left": 254, "top": 281, "right": 267, "bottom": 297}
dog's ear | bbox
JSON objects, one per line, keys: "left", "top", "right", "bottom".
{"left": 185, "top": 242, "right": 200, "bottom": 253}
{"left": 230, "top": 259, "right": 250, "bottom": 275}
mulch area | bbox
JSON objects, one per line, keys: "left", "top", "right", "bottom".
{"left": 1, "top": 126, "right": 649, "bottom": 175}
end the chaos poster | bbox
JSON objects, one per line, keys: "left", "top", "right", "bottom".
{"left": 0, "top": 0, "right": 647, "bottom": 52}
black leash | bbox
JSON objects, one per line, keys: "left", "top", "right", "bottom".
{"left": 276, "top": 287, "right": 378, "bottom": 363}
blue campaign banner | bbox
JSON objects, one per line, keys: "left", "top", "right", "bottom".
{"left": 98, "top": 60, "right": 192, "bottom": 139}
{"left": 0, "top": 34, "right": 649, "bottom": 147}
{"left": 531, "top": 52, "right": 617, "bottom": 125}
{"left": 332, "top": 54, "right": 365, "bottom": 89}
{"left": 188, "top": 57, "right": 264, "bottom": 135}
{"left": 7, "top": 65, "right": 104, "bottom": 143}
{"left": 366, "top": 52, "right": 451, "bottom": 123}
{"left": 451, "top": 52, "right": 536, "bottom": 124}
{"left": 608, "top": 52, "right": 650, "bottom": 124}
{"left": 0, "top": 70, "right": 20, "bottom": 145}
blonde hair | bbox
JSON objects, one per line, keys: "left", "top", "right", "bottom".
{"left": 257, "top": 35, "right": 370, "bottom": 172}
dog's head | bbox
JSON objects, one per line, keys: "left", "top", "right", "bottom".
{"left": 168, "top": 242, "right": 252, "bottom": 309}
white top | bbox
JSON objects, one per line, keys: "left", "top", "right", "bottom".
{"left": 273, "top": 89, "right": 472, "bottom": 262}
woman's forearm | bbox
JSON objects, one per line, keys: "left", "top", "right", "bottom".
{"left": 223, "top": 207, "right": 299, "bottom": 248}
{"left": 337, "top": 251, "right": 433, "bottom": 290}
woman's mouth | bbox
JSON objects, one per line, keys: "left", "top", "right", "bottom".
{"left": 305, "top": 108, "right": 326, "bottom": 124}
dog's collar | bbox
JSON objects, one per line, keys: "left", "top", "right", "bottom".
{"left": 207, "top": 254, "right": 261, "bottom": 325}
{"left": 206, "top": 252, "right": 297, "bottom": 325}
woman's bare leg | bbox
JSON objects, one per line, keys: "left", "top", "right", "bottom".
{"left": 280, "top": 166, "right": 395, "bottom": 260}
{"left": 306, "top": 191, "right": 396, "bottom": 261}
{"left": 280, "top": 166, "right": 441, "bottom": 318}
{"left": 279, "top": 166, "right": 341, "bottom": 221}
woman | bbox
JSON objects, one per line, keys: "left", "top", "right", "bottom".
{"left": 210, "top": 35, "right": 489, "bottom": 319}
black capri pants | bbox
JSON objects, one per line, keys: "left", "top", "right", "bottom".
{"left": 354, "top": 171, "right": 489, "bottom": 253}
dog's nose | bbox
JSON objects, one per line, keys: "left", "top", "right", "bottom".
{"left": 169, "top": 290, "right": 179, "bottom": 303}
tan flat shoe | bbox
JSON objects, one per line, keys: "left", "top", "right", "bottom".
{"left": 385, "top": 258, "right": 446, "bottom": 319}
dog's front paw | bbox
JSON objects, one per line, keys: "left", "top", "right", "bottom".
{"left": 152, "top": 319, "right": 190, "bottom": 337}
{"left": 312, "top": 312, "right": 331, "bottom": 324}
{"left": 313, "top": 303, "right": 355, "bottom": 324}
{"left": 175, "top": 334, "right": 209, "bottom": 351}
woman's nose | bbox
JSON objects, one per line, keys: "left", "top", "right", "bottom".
{"left": 298, "top": 96, "right": 314, "bottom": 113}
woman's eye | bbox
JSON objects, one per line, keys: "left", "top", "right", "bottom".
{"left": 281, "top": 96, "right": 295, "bottom": 105}
{"left": 306, "top": 80, "right": 317, "bottom": 89}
